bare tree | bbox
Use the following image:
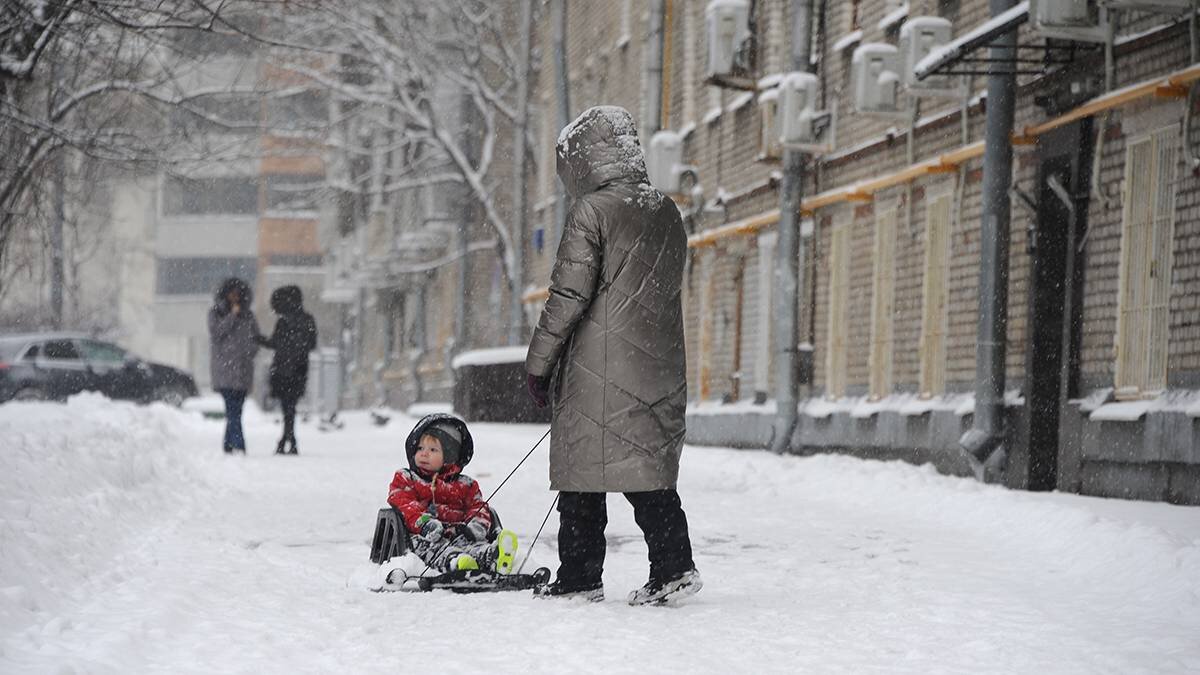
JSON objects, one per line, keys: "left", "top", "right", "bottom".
{"left": 0, "top": 0, "right": 283, "bottom": 307}
{"left": 260, "top": 1, "right": 536, "bottom": 344}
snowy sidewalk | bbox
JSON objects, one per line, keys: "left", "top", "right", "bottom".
{"left": 2, "top": 396, "right": 1198, "bottom": 673}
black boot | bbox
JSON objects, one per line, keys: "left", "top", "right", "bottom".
{"left": 276, "top": 439, "right": 287, "bottom": 455}
{"left": 287, "top": 437, "right": 298, "bottom": 455}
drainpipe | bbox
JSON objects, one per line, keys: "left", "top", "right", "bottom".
{"left": 641, "top": 0, "right": 665, "bottom": 143}
{"left": 552, "top": 0, "right": 571, "bottom": 245}
{"left": 509, "top": 0, "right": 534, "bottom": 345}
{"left": 769, "top": 0, "right": 813, "bottom": 454}
{"left": 960, "top": 0, "right": 1018, "bottom": 473}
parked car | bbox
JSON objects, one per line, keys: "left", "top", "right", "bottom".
{"left": 0, "top": 333, "right": 198, "bottom": 406}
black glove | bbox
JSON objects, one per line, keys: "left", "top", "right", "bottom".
{"left": 527, "top": 373, "right": 550, "bottom": 408}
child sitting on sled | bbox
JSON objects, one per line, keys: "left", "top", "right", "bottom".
{"left": 387, "top": 414, "right": 517, "bottom": 573}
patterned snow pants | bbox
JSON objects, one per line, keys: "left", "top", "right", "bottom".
{"left": 410, "top": 532, "right": 495, "bottom": 573}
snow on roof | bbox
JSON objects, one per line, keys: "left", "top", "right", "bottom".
{"left": 914, "top": 1, "right": 1029, "bottom": 81}
{"left": 831, "top": 29, "right": 864, "bottom": 53}
{"left": 878, "top": 2, "right": 909, "bottom": 32}
{"left": 450, "top": 345, "right": 529, "bottom": 369}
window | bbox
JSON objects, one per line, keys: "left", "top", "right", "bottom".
{"left": 163, "top": 175, "right": 259, "bottom": 216}
{"left": 156, "top": 257, "right": 257, "bottom": 296}
{"left": 869, "top": 206, "right": 897, "bottom": 400}
{"left": 825, "top": 221, "right": 851, "bottom": 399}
{"left": 682, "top": 2, "right": 698, "bottom": 125}
{"left": 268, "top": 254, "right": 323, "bottom": 267}
{"left": 618, "top": 0, "right": 633, "bottom": 47}
{"left": 758, "top": 89, "right": 781, "bottom": 160}
{"left": 41, "top": 340, "right": 81, "bottom": 361}
{"left": 267, "top": 91, "right": 328, "bottom": 130}
{"left": 1115, "top": 126, "right": 1179, "bottom": 398}
{"left": 79, "top": 341, "right": 127, "bottom": 364}
{"left": 753, "top": 232, "right": 777, "bottom": 397}
{"left": 264, "top": 174, "right": 321, "bottom": 214}
{"left": 169, "top": 95, "right": 259, "bottom": 135}
{"left": 919, "top": 192, "right": 952, "bottom": 397}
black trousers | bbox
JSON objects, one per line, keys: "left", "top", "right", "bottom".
{"left": 556, "top": 489, "right": 694, "bottom": 586}
{"left": 280, "top": 397, "right": 298, "bottom": 442}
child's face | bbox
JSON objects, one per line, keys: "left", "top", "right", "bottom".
{"left": 414, "top": 434, "right": 445, "bottom": 473}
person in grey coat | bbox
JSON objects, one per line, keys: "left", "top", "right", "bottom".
{"left": 208, "top": 277, "right": 260, "bottom": 454}
{"left": 525, "top": 106, "right": 700, "bottom": 605}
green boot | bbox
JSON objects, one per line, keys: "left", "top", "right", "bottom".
{"left": 494, "top": 529, "right": 519, "bottom": 575}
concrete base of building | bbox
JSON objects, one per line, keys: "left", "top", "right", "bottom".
{"left": 686, "top": 402, "right": 1200, "bottom": 505}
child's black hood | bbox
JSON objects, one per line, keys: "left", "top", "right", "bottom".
{"left": 404, "top": 413, "right": 475, "bottom": 473}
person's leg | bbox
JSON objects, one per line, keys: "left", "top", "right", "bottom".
{"left": 281, "top": 397, "right": 297, "bottom": 452}
{"left": 624, "top": 489, "right": 695, "bottom": 583}
{"left": 555, "top": 491, "right": 607, "bottom": 588}
{"left": 219, "top": 389, "right": 235, "bottom": 452}
{"left": 226, "top": 389, "right": 246, "bottom": 451}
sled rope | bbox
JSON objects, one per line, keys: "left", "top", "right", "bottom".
{"left": 516, "top": 493, "right": 559, "bottom": 575}
{"left": 414, "top": 426, "right": 552, "bottom": 579}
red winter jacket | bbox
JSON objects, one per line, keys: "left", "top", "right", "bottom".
{"left": 387, "top": 464, "right": 492, "bottom": 535}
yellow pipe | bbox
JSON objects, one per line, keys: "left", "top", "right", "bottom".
{"left": 523, "top": 63, "right": 1200, "bottom": 303}
{"left": 1014, "top": 63, "right": 1200, "bottom": 142}
{"left": 660, "top": 0, "right": 674, "bottom": 130}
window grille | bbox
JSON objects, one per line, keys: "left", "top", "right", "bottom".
{"left": 1115, "top": 126, "right": 1179, "bottom": 398}
{"left": 869, "top": 206, "right": 898, "bottom": 399}
{"left": 825, "top": 221, "right": 851, "bottom": 398}
{"left": 919, "top": 192, "right": 952, "bottom": 397}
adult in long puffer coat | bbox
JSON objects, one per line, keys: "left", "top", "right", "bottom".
{"left": 208, "top": 277, "right": 261, "bottom": 454}
{"left": 525, "top": 106, "right": 700, "bottom": 605}
{"left": 258, "top": 285, "right": 317, "bottom": 455}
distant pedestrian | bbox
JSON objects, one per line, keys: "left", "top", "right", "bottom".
{"left": 525, "top": 106, "right": 700, "bottom": 605}
{"left": 207, "top": 277, "right": 260, "bottom": 454}
{"left": 257, "top": 285, "right": 317, "bottom": 455}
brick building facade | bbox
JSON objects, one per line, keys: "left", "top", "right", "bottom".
{"left": 329, "top": 1, "right": 1199, "bottom": 503}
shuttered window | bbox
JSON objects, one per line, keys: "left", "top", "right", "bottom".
{"left": 825, "top": 222, "right": 851, "bottom": 398}
{"left": 869, "top": 206, "right": 897, "bottom": 399}
{"left": 1115, "top": 127, "right": 1179, "bottom": 398}
{"left": 919, "top": 192, "right": 952, "bottom": 397}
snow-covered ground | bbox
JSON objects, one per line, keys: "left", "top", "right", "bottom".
{"left": 2, "top": 395, "right": 1198, "bottom": 673}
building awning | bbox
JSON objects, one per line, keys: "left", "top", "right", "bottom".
{"left": 914, "top": 2, "right": 1029, "bottom": 80}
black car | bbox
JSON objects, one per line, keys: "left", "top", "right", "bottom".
{"left": 0, "top": 333, "right": 198, "bottom": 405}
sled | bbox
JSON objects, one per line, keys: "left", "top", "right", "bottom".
{"left": 378, "top": 566, "right": 551, "bottom": 594}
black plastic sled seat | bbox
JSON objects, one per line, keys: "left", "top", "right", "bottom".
{"left": 369, "top": 506, "right": 504, "bottom": 564}
{"left": 370, "top": 508, "right": 408, "bottom": 564}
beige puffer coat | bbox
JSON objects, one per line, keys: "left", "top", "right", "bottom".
{"left": 526, "top": 106, "right": 688, "bottom": 493}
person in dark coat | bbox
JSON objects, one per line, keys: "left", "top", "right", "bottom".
{"left": 257, "top": 285, "right": 317, "bottom": 455}
{"left": 525, "top": 106, "right": 700, "bottom": 605}
{"left": 207, "top": 277, "right": 261, "bottom": 454}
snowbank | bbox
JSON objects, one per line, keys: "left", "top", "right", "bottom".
{"left": 0, "top": 394, "right": 227, "bottom": 637}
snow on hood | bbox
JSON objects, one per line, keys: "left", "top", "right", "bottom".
{"left": 556, "top": 105, "right": 649, "bottom": 198}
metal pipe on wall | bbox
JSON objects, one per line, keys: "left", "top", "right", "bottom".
{"left": 769, "top": 0, "right": 814, "bottom": 455}
{"left": 551, "top": 0, "right": 571, "bottom": 246}
{"left": 641, "top": 0, "right": 666, "bottom": 143}
{"left": 509, "top": 0, "right": 534, "bottom": 345}
{"left": 960, "top": 0, "right": 1019, "bottom": 474}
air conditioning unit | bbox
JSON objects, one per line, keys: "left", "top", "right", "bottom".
{"left": 852, "top": 43, "right": 906, "bottom": 117}
{"left": 779, "top": 72, "right": 834, "bottom": 152}
{"left": 1102, "top": 0, "right": 1191, "bottom": 13}
{"left": 900, "top": 17, "right": 961, "bottom": 97}
{"left": 647, "top": 130, "right": 685, "bottom": 193}
{"left": 757, "top": 88, "right": 782, "bottom": 161}
{"left": 706, "top": 0, "right": 754, "bottom": 86}
{"left": 1030, "top": 0, "right": 1110, "bottom": 43}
